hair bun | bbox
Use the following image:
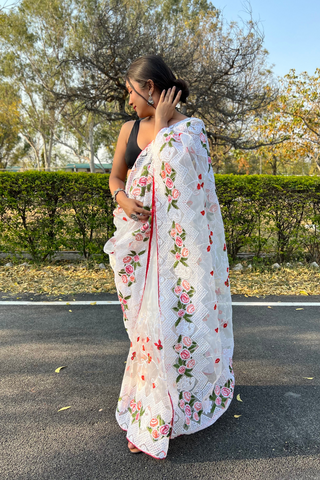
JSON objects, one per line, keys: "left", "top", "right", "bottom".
{"left": 173, "top": 78, "right": 189, "bottom": 103}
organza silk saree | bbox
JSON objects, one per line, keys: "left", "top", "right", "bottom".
{"left": 104, "top": 117, "right": 235, "bottom": 459}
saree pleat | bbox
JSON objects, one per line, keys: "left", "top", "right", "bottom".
{"left": 104, "top": 117, "right": 235, "bottom": 459}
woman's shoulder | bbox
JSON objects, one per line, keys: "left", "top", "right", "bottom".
{"left": 173, "top": 116, "right": 204, "bottom": 131}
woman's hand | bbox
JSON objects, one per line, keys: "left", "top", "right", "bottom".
{"left": 119, "top": 197, "right": 151, "bottom": 222}
{"left": 155, "top": 86, "right": 182, "bottom": 125}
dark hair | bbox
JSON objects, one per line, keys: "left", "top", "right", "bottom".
{"left": 125, "top": 54, "right": 189, "bottom": 104}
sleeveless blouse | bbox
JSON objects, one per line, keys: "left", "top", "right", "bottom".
{"left": 125, "top": 119, "right": 142, "bottom": 169}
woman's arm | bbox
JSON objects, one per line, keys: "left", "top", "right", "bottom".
{"left": 109, "top": 121, "right": 134, "bottom": 205}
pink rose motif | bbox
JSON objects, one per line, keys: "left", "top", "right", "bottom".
{"left": 131, "top": 404, "right": 137, "bottom": 413}
{"left": 122, "top": 275, "right": 128, "bottom": 284}
{"left": 138, "top": 176, "right": 147, "bottom": 186}
{"left": 170, "top": 229, "right": 176, "bottom": 237}
{"left": 221, "top": 387, "right": 231, "bottom": 398}
{"left": 186, "top": 304, "right": 195, "bottom": 314}
{"left": 141, "top": 223, "right": 149, "bottom": 232}
{"left": 173, "top": 133, "right": 181, "bottom": 142}
{"left": 133, "top": 179, "right": 138, "bottom": 186}
{"left": 231, "top": 381, "right": 235, "bottom": 389}
{"left": 215, "top": 397, "right": 222, "bottom": 406}
{"left": 194, "top": 402, "right": 202, "bottom": 412}
{"left": 175, "top": 253, "right": 181, "bottom": 260}
{"left": 160, "top": 170, "right": 166, "bottom": 179}
{"left": 180, "top": 349, "right": 191, "bottom": 360}
{"left": 181, "top": 248, "right": 189, "bottom": 258}
{"left": 214, "top": 385, "right": 220, "bottom": 395}
{"left": 182, "top": 336, "right": 192, "bottom": 347}
{"left": 186, "top": 358, "right": 195, "bottom": 369}
{"left": 159, "top": 424, "right": 170, "bottom": 435}
{"left": 193, "top": 412, "right": 199, "bottom": 421}
{"left": 182, "top": 280, "right": 190, "bottom": 291}
{"left": 135, "top": 233, "right": 143, "bottom": 241}
{"left": 174, "top": 285, "right": 183, "bottom": 295}
{"left": 200, "top": 132, "right": 206, "bottom": 142}
{"left": 208, "top": 156, "right": 212, "bottom": 163}
{"left": 122, "top": 299, "right": 127, "bottom": 305}
{"left": 185, "top": 416, "right": 190, "bottom": 425}
{"left": 125, "top": 264, "right": 134, "bottom": 274}
{"left": 172, "top": 188, "right": 180, "bottom": 199}
{"left": 130, "top": 399, "right": 135, "bottom": 408}
{"left": 183, "top": 391, "right": 191, "bottom": 403}
{"left": 123, "top": 256, "right": 132, "bottom": 264}
{"left": 133, "top": 255, "right": 140, "bottom": 262}
{"left": 135, "top": 412, "right": 140, "bottom": 421}
{"left": 147, "top": 175, "right": 152, "bottom": 184}
{"left": 209, "top": 203, "right": 218, "bottom": 213}
{"left": 185, "top": 405, "right": 192, "bottom": 417}
{"left": 174, "top": 343, "right": 183, "bottom": 352}
{"left": 175, "top": 224, "right": 182, "bottom": 234}
{"left": 165, "top": 163, "right": 172, "bottom": 175}
{"left": 177, "top": 309, "right": 185, "bottom": 317}
{"left": 165, "top": 135, "right": 172, "bottom": 142}
{"left": 152, "top": 429, "right": 160, "bottom": 439}
{"left": 175, "top": 236, "right": 183, "bottom": 247}
{"left": 150, "top": 418, "right": 159, "bottom": 428}
{"left": 180, "top": 292, "right": 190, "bottom": 304}
{"left": 168, "top": 195, "right": 172, "bottom": 203}
{"left": 179, "top": 399, "right": 185, "bottom": 409}
{"left": 129, "top": 275, "right": 135, "bottom": 281}
{"left": 121, "top": 304, "right": 125, "bottom": 313}
{"left": 178, "top": 366, "right": 186, "bottom": 374}
{"left": 166, "top": 177, "right": 174, "bottom": 189}
{"left": 137, "top": 400, "right": 142, "bottom": 410}
{"left": 131, "top": 187, "right": 141, "bottom": 197}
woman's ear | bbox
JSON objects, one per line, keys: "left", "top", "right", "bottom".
{"left": 147, "top": 79, "right": 155, "bottom": 94}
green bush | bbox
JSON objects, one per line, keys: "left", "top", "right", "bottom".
{"left": 0, "top": 172, "right": 320, "bottom": 264}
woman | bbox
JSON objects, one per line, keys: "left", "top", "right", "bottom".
{"left": 104, "top": 54, "right": 234, "bottom": 460}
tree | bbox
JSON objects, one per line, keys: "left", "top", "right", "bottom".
{"left": 280, "top": 69, "right": 320, "bottom": 173}
{"left": 0, "top": 82, "right": 20, "bottom": 169}
{"left": 27, "top": 0, "right": 282, "bottom": 151}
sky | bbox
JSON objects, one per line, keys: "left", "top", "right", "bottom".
{"left": 213, "top": 0, "right": 320, "bottom": 78}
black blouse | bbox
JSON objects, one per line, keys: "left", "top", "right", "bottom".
{"left": 125, "top": 119, "right": 142, "bottom": 169}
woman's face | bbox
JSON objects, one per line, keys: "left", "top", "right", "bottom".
{"left": 125, "top": 78, "right": 158, "bottom": 118}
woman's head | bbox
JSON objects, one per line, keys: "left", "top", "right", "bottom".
{"left": 125, "top": 54, "right": 189, "bottom": 118}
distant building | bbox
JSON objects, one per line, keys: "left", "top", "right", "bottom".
{"left": 63, "top": 163, "right": 113, "bottom": 173}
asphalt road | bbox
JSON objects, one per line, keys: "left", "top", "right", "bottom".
{"left": 1, "top": 293, "right": 320, "bottom": 480}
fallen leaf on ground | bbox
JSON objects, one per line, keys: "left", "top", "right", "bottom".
{"left": 58, "top": 406, "right": 71, "bottom": 412}
{"left": 236, "top": 394, "right": 243, "bottom": 402}
{"left": 55, "top": 366, "right": 67, "bottom": 373}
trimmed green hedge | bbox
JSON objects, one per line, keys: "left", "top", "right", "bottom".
{"left": 0, "top": 172, "right": 320, "bottom": 263}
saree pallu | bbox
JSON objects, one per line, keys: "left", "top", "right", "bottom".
{"left": 104, "top": 117, "right": 235, "bottom": 459}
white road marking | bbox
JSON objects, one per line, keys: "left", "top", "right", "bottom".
{"left": 0, "top": 301, "right": 319, "bottom": 306}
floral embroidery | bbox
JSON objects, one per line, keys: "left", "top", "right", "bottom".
{"left": 128, "top": 398, "right": 146, "bottom": 428}
{"left": 147, "top": 414, "right": 172, "bottom": 441}
{"left": 173, "top": 334, "right": 198, "bottom": 383}
{"left": 171, "top": 278, "right": 196, "bottom": 327}
{"left": 159, "top": 130, "right": 182, "bottom": 152}
{"left": 208, "top": 378, "right": 234, "bottom": 414}
{"left": 129, "top": 164, "right": 152, "bottom": 198}
{"left": 169, "top": 221, "right": 189, "bottom": 268}
{"left": 178, "top": 391, "right": 204, "bottom": 429}
{"left": 119, "top": 293, "right": 131, "bottom": 318}
{"left": 160, "top": 161, "right": 180, "bottom": 212}
{"left": 131, "top": 214, "right": 152, "bottom": 242}
{"left": 118, "top": 249, "right": 146, "bottom": 286}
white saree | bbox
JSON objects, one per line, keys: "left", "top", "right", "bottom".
{"left": 104, "top": 116, "right": 235, "bottom": 459}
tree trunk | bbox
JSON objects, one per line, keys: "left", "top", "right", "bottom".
{"left": 89, "top": 117, "right": 95, "bottom": 173}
